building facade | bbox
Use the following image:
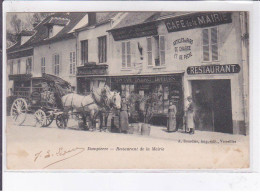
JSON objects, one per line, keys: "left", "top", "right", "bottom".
{"left": 107, "top": 12, "right": 249, "bottom": 135}
{"left": 6, "top": 12, "right": 88, "bottom": 94}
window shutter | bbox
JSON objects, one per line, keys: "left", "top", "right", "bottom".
{"left": 147, "top": 37, "right": 152, "bottom": 66}
{"left": 122, "top": 42, "right": 126, "bottom": 68}
{"left": 52, "top": 54, "right": 55, "bottom": 74}
{"left": 211, "top": 27, "right": 218, "bottom": 61}
{"left": 127, "top": 41, "right": 131, "bottom": 68}
{"left": 159, "top": 36, "right": 165, "bottom": 65}
{"left": 59, "top": 54, "right": 62, "bottom": 76}
{"left": 202, "top": 29, "right": 210, "bottom": 61}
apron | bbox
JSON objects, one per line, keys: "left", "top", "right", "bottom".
{"left": 186, "top": 102, "right": 194, "bottom": 129}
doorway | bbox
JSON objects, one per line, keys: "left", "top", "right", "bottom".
{"left": 191, "top": 79, "right": 233, "bottom": 133}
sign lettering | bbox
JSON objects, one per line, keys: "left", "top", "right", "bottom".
{"left": 111, "top": 23, "right": 158, "bottom": 41}
{"left": 187, "top": 64, "right": 240, "bottom": 75}
{"left": 165, "top": 12, "right": 232, "bottom": 33}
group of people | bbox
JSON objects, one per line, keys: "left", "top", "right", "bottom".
{"left": 118, "top": 94, "right": 195, "bottom": 135}
{"left": 167, "top": 96, "right": 195, "bottom": 134}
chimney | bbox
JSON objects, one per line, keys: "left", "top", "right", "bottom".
{"left": 88, "top": 12, "right": 96, "bottom": 26}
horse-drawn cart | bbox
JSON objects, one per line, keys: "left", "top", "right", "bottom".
{"left": 9, "top": 73, "right": 71, "bottom": 128}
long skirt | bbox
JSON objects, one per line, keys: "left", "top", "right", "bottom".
{"left": 120, "top": 110, "right": 129, "bottom": 133}
{"left": 186, "top": 112, "right": 194, "bottom": 129}
{"left": 167, "top": 112, "right": 176, "bottom": 132}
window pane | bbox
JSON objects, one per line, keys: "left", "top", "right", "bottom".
{"left": 203, "top": 45, "right": 210, "bottom": 61}
{"left": 122, "top": 42, "right": 126, "bottom": 67}
{"left": 203, "top": 29, "right": 209, "bottom": 46}
{"left": 160, "top": 51, "right": 165, "bottom": 65}
{"left": 211, "top": 27, "right": 218, "bottom": 44}
{"left": 212, "top": 44, "right": 218, "bottom": 61}
{"left": 127, "top": 42, "right": 131, "bottom": 67}
{"left": 147, "top": 38, "right": 152, "bottom": 66}
{"left": 159, "top": 36, "right": 165, "bottom": 51}
{"left": 148, "top": 52, "right": 152, "bottom": 66}
{"left": 147, "top": 37, "right": 152, "bottom": 52}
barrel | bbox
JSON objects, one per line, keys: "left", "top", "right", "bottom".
{"left": 141, "top": 123, "right": 151, "bottom": 136}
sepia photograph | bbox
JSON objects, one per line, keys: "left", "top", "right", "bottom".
{"left": 4, "top": 10, "right": 250, "bottom": 170}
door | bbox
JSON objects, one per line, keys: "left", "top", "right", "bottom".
{"left": 191, "top": 80, "right": 233, "bottom": 133}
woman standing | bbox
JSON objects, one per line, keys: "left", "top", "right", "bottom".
{"left": 167, "top": 101, "right": 177, "bottom": 132}
{"left": 185, "top": 96, "right": 195, "bottom": 134}
{"left": 119, "top": 95, "right": 129, "bottom": 133}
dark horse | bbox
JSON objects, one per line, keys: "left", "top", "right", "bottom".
{"left": 61, "top": 86, "right": 121, "bottom": 130}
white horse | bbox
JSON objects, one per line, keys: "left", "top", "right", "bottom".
{"left": 61, "top": 86, "right": 121, "bottom": 130}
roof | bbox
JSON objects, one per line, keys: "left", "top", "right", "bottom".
{"left": 109, "top": 11, "right": 192, "bottom": 31}
{"left": 7, "top": 12, "right": 87, "bottom": 53}
{"left": 44, "top": 17, "right": 70, "bottom": 26}
{"left": 110, "top": 12, "right": 157, "bottom": 30}
{"left": 75, "top": 12, "right": 119, "bottom": 32}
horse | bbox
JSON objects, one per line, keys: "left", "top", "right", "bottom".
{"left": 61, "top": 86, "right": 121, "bottom": 130}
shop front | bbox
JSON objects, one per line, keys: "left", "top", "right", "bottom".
{"left": 110, "top": 73, "right": 184, "bottom": 126}
{"left": 76, "top": 64, "right": 108, "bottom": 95}
{"left": 186, "top": 64, "right": 244, "bottom": 134}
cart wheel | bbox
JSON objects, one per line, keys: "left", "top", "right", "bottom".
{"left": 34, "top": 109, "right": 47, "bottom": 127}
{"left": 42, "top": 112, "right": 54, "bottom": 127}
{"left": 10, "top": 98, "right": 28, "bottom": 126}
{"left": 56, "top": 114, "right": 68, "bottom": 129}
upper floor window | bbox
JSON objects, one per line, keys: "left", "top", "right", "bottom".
{"left": 53, "top": 54, "right": 60, "bottom": 75}
{"left": 48, "top": 27, "right": 53, "bottom": 38}
{"left": 159, "top": 36, "right": 166, "bottom": 66}
{"left": 147, "top": 35, "right": 165, "bottom": 67}
{"left": 122, "top": 41, "right": 131, "bottom": 68}
{"left": 147, "top": 37, "right": 153, "bottom": 66}
{"left": 41, "top": 57, "right": 46, "bottom": 74}
{"left": 17, "top": 59, "right": 21, "bottom": 74}
{"left": 10, "top": 61, "right": 13, "bottom": 75}
{"left": 81, "top": 40, "right": 88, "bottom": 65}
{"left": 98, "top": 36, "right": 107, "bottom": 63}
{"left": 202, "top": 27, "right": 219, "bottom": 62}
{"left": 70, "top": 52, "right": 76, "bottom": 75}
{"left": 26, "top": 57, "right": 32, "bottom": 74}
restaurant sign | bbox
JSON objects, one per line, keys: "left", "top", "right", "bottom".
{"left": 165, "top": 12, "right": 232, "bottom": 33}
{"left": 111, "top": 23, "right": 158, "bottom": 41}
{"left": 187, "top": 64, "right": 240, "bottom": 75}
{"left": 111, "top": 74, "right": 182, "bottom": 84}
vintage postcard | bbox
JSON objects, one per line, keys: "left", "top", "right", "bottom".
{"left": 3, "top": 4, "right": 250, "bottom": 170}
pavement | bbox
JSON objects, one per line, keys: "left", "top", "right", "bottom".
{"left": 5, "top": 115, "right": 249, "bottom": 170}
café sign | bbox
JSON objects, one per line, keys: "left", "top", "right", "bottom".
{"left": 187, "top": 64, "right": 240, "bottom": 75}
{"left": 165, "top": 12, "right": 232, "bottom": 33}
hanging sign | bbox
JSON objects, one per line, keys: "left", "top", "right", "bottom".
{"left": 111, "top": 23, "right": 158, "bottom": 41}
{"left": 187, "top": 64, "right": 240, "bottom": 75}
{"left": 165, "top": 12, "right": 232, "bottom": 33}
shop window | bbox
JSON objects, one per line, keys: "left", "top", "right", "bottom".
{"left": 202, "top": 27, "right": 219, "bottom": 62}
{"left": 10, "top": 61, "right": 13, "bottom": 75}
{"left": 121, "top": 84, "right": 134, "bottom": 98}
{"left": 53, "top": 54, "right": 60, "bottom": 75}
{"left": 81, "top": 40, "right": 88, "bottom": 65}
{"left": 122, "top": 41, "right": 131, "bottom": 68}
{"left": 98, "top": 36, "right": 107, "bottom": 63}
{"left": 152, "top": 84, "right": 169, "bottom": 114}
{"left": 17, "top": 59, "right": 21, "bottom": 74}
{"left": 26, "top": 57, "right": 32, "bottom": 74}
{"left": 147, "top": 37, "right": 153, "bottom": 66}
{"left": 41, "top": 57, "right": 45, "bottom": 74}
{"left": 70, "top": 52, "right": 76, "bottom": 75}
